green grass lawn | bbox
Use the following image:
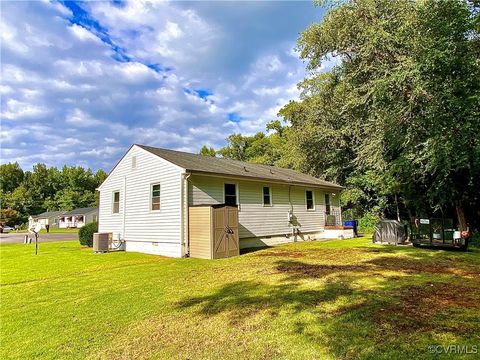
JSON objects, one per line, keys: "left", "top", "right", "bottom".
{"left": 39, "top": 227, "right": 79, "bottom": 234}
{"left": 1, "top": 238, "right": 479, "bottom": 359}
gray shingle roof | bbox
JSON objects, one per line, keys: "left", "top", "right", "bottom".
{"left": 63, "top": 207, "right": 98, "bottom": 216}
{"left": 32, "top": 210, "right": 66, "bottom": 219}
{"left": 137, "top": 144, "right": 342, "bottom": 190}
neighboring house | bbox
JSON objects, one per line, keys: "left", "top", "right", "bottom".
{"left": 28, "top": 211, "right": 66, "bottom": 230}
{"left": 98, "top": 144, "right": 351, "bottom": 258}
{"left": 59, "top": 207, "right": 98, "bottom": 228}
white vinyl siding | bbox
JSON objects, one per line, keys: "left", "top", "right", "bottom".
{"left": 188, "top": 174, "right": 340, "bottom": 239}
{"left": 98, "top": 145, "right": 184, "bottom": 257}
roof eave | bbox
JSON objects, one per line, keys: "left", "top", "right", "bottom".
{"left": 188, "top": 170, "right": 343, "bottom": 191}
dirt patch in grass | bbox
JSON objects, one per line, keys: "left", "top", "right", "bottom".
{"left": 256, "top": 251, "right": 306, "bottom": 258}
{"left": 276, "top": 260, "right": 367, "bottom": 278}
{"left": 367, "top": 256, "right": 480, "bottom": 277}
{"left": 374, "top": 282, "right": 480, "bottom": 333}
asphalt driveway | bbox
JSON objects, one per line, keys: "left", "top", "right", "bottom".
{"left": 0, "top": 232, "right": 78, "bottom": 245}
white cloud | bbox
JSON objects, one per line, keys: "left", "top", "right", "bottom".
{"left": 1, "top": 0, "right": 326, "bottom": 170}
{"left": 65, "top": 109, "right": 104, "bottom": 128}
{"left": 2, "top": 99, "right": 51, "bottom": 120}
{"left": 69, "top": 24, "right": 102, "bottom": 43}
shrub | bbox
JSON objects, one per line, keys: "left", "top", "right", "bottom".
{"left": 357, "top": 212, "right": 379, "bottom": 234}
{"left": 470, "top": 230, "right": 480, "bottom": 248}
{"left": 79, "top": 222, "right": 98, "bottom": 247}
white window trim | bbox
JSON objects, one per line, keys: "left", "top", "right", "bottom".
{"left": 223, "top": 182, "right": 240, "bottom": 208}
{"left": 112, "top": 190, "right": 121, "bottom": 215}
{"left": 306, "top": 189, "right": 315, "bottom": 211}
{"left": 131, "top": 155, "right": 137, "bottom": 170}
{"left": 262, "top": 185, "right": 272, "bottom": 207}
{"left": 150, "top": 182, "right": 161, "bottom": 212}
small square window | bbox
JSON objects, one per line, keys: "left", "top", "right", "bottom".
{"left": 306, "top": 190, "right": 315, "bottom": 210}
{"left": 151, "top": 184, "right": 160, "bottom": 211}
{"left": 263, "top": 186, "right": 271, "bottom": 206}
{"left": 113, "top": 191, "right": 120, "bottom": 214}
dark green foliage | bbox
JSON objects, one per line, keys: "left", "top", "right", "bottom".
{"left": 281, "top": 0, "right": 480, "bottom": 229}
{"left": 204, "top": 120, "right": 289, "bottom": 167}
{"left": 0, "top": 163, "right": 24, "bottom": 193}
{"left": 470, "top": 230, "right": 480, "bottom": 248}
{"left": 199, "top": 145, "right": 216, "bottom": 157}
{"left": 78, "top": 222, "right": 98, "bottom": 247}
{"left": 357, "top": 213, "right": 379, "bottom": 234}
{"left": 207, "top": 0, "right": 479, "bottom": 232}
{"left": 1, "top": 163, "right": 107, "bottom": 225}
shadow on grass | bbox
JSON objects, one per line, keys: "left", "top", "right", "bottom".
{"left": 177, "top": 247, "right": 480, "bottom": 358}
{"left": 240, "top": 246, "right": 271, "bottom": 255}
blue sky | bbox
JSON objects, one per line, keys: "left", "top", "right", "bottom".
{"left": 1, "top": 0, "right": 329, "bottom": 171}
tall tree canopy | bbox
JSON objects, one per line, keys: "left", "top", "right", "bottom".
{"left": 0, "top": 163, "right": 107, "bottom": 225}
{"left": 279, "top": 0, "right": 480, "bottom": 228}
{"left": 205, "top": 0, "right": 479, "bottom": 230}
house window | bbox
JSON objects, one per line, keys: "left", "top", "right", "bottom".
{"left": 132, "top": 156, "right": 137, "bottom": 169}
{"left": 113, "top": 191, "right": 120, "bottom": 214}
{"left": 306, "top": 190, "right": 315, "bottom": 210}
{"left": 263, "top": 186, "right": 272, "bottom": 206}
{"left": 151, "top": 184, "right": 160, "bottom": 211}
{"left": 325, "top": 194, "right": 331, "bottom": 215}
{"left": 224, "top": 183, "right": 237, "bottom": 205}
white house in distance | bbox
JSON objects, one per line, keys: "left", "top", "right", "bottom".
{"left": 58, "top": 207, "right": 98, "bottom": 228}
{"left": 98, "top": 144, "right": 352, "bottom": 258}
{"left": 28, "top": 210, "right": 66, "bottom": 230}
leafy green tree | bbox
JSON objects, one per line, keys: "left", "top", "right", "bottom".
{"left": 281, "top": 0, "right": 480, "bottom": 228}
{"left": 0, "top": 163, "right": 24, "bottom": 193}
{"left": 216, "top": 128, "right": 288, "bottom": 166}
{"left": 199, "top": 145, "right": 217, "bottom": 157}
{"left": 217, "top": 134, "right": 249, "bottom": 161}
{"left": 94, "top": 169, "right": 108, "bottom": 187}
{"left": 0, "top": 208, "right": 20, "bottom": 226}
{"left": 4, "top": 185, "right": 31, "bottom": 222}
{"left": 0, "top": 163, "right": 107, "bottom": 222}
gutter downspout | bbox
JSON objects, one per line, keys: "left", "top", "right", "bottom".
{"left": 122, "top": 176, "right": 126, "bottom": 242}
{"left": 288, "top": 184, "right": 297, "bottom": 240}
{"left": 181, "top": 172, "right": 191, "bottom": 257}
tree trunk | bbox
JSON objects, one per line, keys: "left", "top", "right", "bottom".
{"left": 395, "top": 193, "right": 401, "bottom": 222}
{"left": 455, "top": 204, "right": 467, "bottom": 231}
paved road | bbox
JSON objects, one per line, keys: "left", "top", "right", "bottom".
{"left": 0, "top": 232, "right": 78, "bottom": 245}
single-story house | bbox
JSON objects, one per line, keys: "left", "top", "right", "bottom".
{"left": 59, "top": 207, "right": 98, "bottom": 228}
{"left": 98, "top": 144, "right": 352, "bottom": 258}
{"left": 28, "top": 211, "right": 66, "bottom": 230}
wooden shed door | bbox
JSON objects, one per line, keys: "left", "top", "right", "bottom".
{"left": 213, "top": 206, "right": 239, "bottom": 259}
{"left": 226, "top": 206, "right": 239, "bottom": 257}
{"left": 213, "top": 208, "right": 228, "bottom": 258}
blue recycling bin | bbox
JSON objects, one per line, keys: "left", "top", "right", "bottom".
{"left": 343, "top": 220, "right": 358, "bottom": 237}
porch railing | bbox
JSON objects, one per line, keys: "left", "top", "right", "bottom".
{"left": 325, "top": 208, "right": 342, "bottom": 226}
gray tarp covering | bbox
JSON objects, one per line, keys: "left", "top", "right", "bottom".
{"left": 373, "top": 220, "right": 407, "bottom": 244}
